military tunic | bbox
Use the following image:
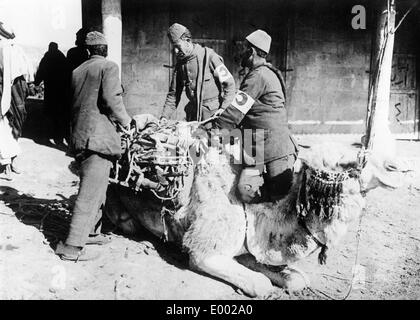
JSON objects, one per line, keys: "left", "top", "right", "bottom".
{"left": 162, "top": 43, "right": 236, "bottom": 121}
{"left": 216, "top": 62, "right": 298, "bottom": 164}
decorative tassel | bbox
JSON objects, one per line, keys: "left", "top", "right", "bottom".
{"left": 318, "top": 245, "right": 328, "bottom": 265}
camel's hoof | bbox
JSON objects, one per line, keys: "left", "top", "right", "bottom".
{"left": 252, "top": 273, "right": 275, "bottom": 298}
{"left": 237, "top": 273, "right": 274, "bottom": 298}
{"left": 280, "top": 267, "right": 310, "bottom": 292}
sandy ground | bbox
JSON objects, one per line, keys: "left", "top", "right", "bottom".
{"left": 1, "top": 135, "right": 419, "bottom": 300}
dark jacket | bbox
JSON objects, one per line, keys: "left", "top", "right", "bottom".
{"left": 69, "top": 55, "right": 131, "bottom": 158}
{"left": 34, "top": 48, "right": 71, "bottom": 110}
{"left": 67, "top": 46, "right": 89, "bottom": 71}
{"left": 162, "top": 44, "right": 235, "bottom": 121}
{"left": 216, "top": 62, "right": 298, "bottom": 163}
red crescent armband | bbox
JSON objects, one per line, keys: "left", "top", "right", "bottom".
{"left": 231, "top": 90, "right": 255, "bottom": 115}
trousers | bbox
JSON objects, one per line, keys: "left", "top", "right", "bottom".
{"left": 65, "top": 152, "right": 112, "bottom": 247}
{"left": 237, "top": 153, "right": 296, "bottom": 203}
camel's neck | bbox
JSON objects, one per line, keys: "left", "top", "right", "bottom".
{"left": 244, "top": 170, "right": 320, "bottom": 265}
{"left": 244, "top": 168, "right": 365, "bottom": 266}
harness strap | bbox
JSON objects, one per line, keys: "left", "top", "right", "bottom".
{"left": 298, "top": 215, "right": 328, "bottom": 265}
{"left": 256, "top": 63, "right": 287, "bottom": 100}
{"left": 196, "top": 47, "right": 209, "bottom": 121}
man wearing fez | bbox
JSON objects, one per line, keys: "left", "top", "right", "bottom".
{"left": 215, "top": 30, "right": 298, "bottom": 203}
{"left": 55, "top": 31, "right": 136, "bottom": 261}
{"left": 160, "top": 23, "right": 236, "bottom": 125}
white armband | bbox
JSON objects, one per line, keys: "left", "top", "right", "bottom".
{"left": 231, "top": 90, "right": 255, "bottom": 114}
{"left": 215, "top": 64, "right": 233, "bottom": 83}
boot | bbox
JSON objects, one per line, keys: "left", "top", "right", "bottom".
{"left": 55, "top": 241, "right": 101, "bottom": 261}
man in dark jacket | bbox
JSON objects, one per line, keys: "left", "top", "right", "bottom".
{"left": 55, "top": 31, "right": 134, "bottom": 261}
{"left": 215, "top": 30, "right": 298, "bottom": 203}
{"left": 67, "top": 28, "right": 89, "bottom": 71}
{"left": 160, "top": 23, "right": 236, "bottom": 125}
{"left": 35, "top": 42, "right": 71, "bottom": 146}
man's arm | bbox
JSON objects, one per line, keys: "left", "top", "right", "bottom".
{"left": 211, "top": 54, "right": 236, "bottom": 110}
{"left": 101, "top": 61, "right": 131, "bottom": 127}
{"left": 215, "top": 71, "right": 262, "bottom": 129}
{"left": 161, "top": 67, "right": 183, "bottom": 120}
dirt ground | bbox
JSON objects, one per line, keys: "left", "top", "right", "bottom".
{"left": 1, "top": 133, "right": 419, "bottom": 300}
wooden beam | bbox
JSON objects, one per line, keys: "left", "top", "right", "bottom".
{"left": 365, "top": 0, "right": 396, "bottom": 157}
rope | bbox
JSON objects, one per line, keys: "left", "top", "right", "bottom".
{"left": 308, "top": 3, "right": 398, "bottom": 294}
{"left": 111, "top": 121, "right": 193, "bottom": 202}
{"left": 151, "top": 188, "right": 180, "bottom": 201}
{"left": 392, "top": 1, "right": 419, "bottom": 33}
{"left": 307, "top": 206, "right": 366, "bottom": 300}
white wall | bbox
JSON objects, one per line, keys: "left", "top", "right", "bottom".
{"left": 0, "top": 0, "right": 82, "bottom": 67}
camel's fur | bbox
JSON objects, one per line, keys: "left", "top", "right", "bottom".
{"left": 105, "top": 132, "right": 400, "bottom": 297}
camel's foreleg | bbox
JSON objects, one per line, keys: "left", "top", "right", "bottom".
{"left": 192, "top": 254, "right": 275, "bottom": 298}
{"left": 235, "top": 254, "right": 310, "bottom": 292}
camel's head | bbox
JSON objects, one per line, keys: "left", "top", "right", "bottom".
{"left": 358, "top": 154, "right": 402, "bottom": 192}
{"left": 298, "top": 142, "right": 402, "bottom": 250}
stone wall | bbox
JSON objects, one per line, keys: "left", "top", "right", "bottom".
{"left": 286, "top": 0, "right": 372, "bottom": 134}
{"left": 81, "top": 0, "right": 419, "bottom": 135}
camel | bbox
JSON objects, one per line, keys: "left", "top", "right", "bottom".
{"left": 104, "top": 118, "right": 401, "bottom": 297}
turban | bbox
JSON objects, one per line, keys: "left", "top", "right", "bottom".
{"left": 85, "top": 31, "right": 107, "bottom": 46}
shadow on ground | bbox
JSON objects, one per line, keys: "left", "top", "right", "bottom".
{"left": 0, "top": 185, "right": 189, "bottom": 270}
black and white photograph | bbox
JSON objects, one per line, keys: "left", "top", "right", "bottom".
{"left": 0, "top": 0, "right": 419, "bottom": 303}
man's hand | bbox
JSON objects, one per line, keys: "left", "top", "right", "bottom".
{"left": 213, "top": 108, "right": 225, "bottom": 117}
{"left": 132, "top": 114, "right": 159, "bottom": 132}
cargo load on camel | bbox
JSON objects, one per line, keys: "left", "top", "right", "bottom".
{"left": 109, "top": 120, "right": 194, "bottom": 200}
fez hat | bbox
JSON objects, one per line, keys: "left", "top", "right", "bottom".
{"left": 85, "top": 31, "right": 107, "bottom": 46}
{"left": 245, "top": 29, "right": 271, "bottom": 54}
{"left": 167, "top": 23, "right": 189, "bottom": 42}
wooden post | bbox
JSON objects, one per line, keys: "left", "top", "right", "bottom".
{"left": 365, "top": 0, "right": 396, "bottom": 158}
{"left": 101, "top": 0, "right": 122, "bottom": 77}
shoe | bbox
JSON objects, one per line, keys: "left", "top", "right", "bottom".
{"left": 55, "top": 241, "right": 101, "bottom": 261}
{"left": 86, "top": 234, "right": 112, "bottom": 245}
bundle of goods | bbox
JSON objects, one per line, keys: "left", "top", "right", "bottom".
{"left": 109, "top": 121, "right": 194, "bottom": 201}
